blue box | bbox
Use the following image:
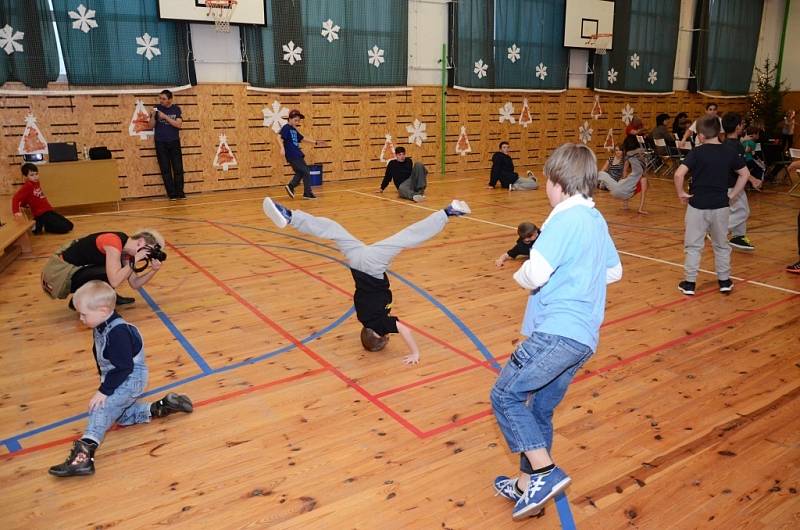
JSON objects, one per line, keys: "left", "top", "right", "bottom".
{"left": 309, "top": 164, "right": 323, "bottom": 186}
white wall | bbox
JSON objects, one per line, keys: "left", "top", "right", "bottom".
{"left": 781, "top": 0, "right": 800, "bottom": 90}
{"left": 752, "top": 0, "right": 787, "bottom": 90}
{"left": 191, "top": 23, "right": 243, "bottom": 83}
{"left": 407, "top": 0, "right": 449, "bottom": 86}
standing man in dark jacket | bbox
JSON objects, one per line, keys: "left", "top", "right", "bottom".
{"left": 149, "top": 90, "right": 185, "bottom": 200}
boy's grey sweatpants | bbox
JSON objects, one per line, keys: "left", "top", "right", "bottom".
{"left": 290, "top": 209, "right": 448, "bottom": 278}
{"left": 683, "top": 205, "right": 731, "bottom": 282}
{"left": 397, "top": 162, "right": 428, "bottom": 200}
{"left": 727, "top": 188, "right": 749, "bottom": 237}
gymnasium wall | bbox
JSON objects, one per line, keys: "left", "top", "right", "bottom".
{"left": 0, "top": 86, "right": 749, "bottom": 198}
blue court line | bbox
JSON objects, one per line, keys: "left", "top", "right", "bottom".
{"left": 1, "top": 306, "right": 355, "bottom": 453}
{"left": 555, "top": 493, "right": 577, "bottom": 530}
{"left": 139, "top": 287, "right": 213, "bottom": 374}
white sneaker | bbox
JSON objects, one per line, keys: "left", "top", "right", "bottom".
{"left": 412, "top": 194, "right": 425, "bottom": 202}
{"left": 444, "top": 199, "right": 471, "bottom": 216}
{"left": 262, "top": 197, "right": 291, "bottom": 228}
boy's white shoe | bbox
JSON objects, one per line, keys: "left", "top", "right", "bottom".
{"left": 444, "top": 200, "right": 471, "bottom": 216}
{"left": 262, "top": 197, "right": 291, "bottom": 228}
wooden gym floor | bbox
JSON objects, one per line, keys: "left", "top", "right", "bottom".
{"left": 1, "top": 173, "right": 799, "bottom": 529}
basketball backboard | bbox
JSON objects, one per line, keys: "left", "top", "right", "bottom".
{"left": 158, "top": 0, "right": 266, "bottom": 26}
{"left": 564, "top": 0, "right": 614, "bottom": 51}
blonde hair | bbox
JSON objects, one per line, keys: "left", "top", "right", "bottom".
{"left": 73, "top": 280, "right": 117, "bottom": 310}
{"left": 131, "top": 228, "right": 165, "bottom": 248}
{"left": 543, "top": 143, "right": 597, "bottom": 198}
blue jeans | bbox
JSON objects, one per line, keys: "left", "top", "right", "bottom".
{"left": 84, "top": 366, "right": 151, "bottom": 445}
{"left": 491, "top": 332, "right": 593, "bottom": 456}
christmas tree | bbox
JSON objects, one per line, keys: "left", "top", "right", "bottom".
{"left": 380, "top": 134, "right": 396, "bottom": 164}
{"left": 747, "top": 58, "right": 787, "bottom": 136}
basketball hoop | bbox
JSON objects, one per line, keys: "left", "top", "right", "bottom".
{"left": 587, "top": 33, "right": 613, "bottom": 55}
{"left": 206, "top": 0, "right": 237, "bottom": 32}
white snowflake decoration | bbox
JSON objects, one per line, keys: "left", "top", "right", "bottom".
{"left": 579, "top": 121, "right": 593, "bottom": 145}
{"left": 629, "top": 53, "right": 640, "bottom": 69}
{"left": 406, "top": 118, "right": 427, "bottom": 147}
{"left": 535, "top": 62, "right": 548, "bottom": 81}
{"left": 473, "top": 59, "right": 488, "bottom": 79}
{"left": 499, "top": 102, "right": 516, "bottom": 124}
{"left": 621, "top": 103, "right": 635, "bottom": 125}
{"left": 136, "top": 33, "right": 160, "bottom": 61}
{"left": 507, "top": 44, "right": 521, "bottom": 63}
{"left": 607, "top": 68, "right": 618, "bottom": 84}
{"left": 0, "top": 24, "right": 24, "bottom": 55}
{"left": 368, "top": 45, "right": 385, "bottom": 68}
{"left": 262, "top": 100, "right": 289, "bottom": 133}
{"left": 69, "top": 4, "right": 98, "bottom": 34}
{"left": 282, "top": 41, "right": 302, "bottom": 65}
{"left": 321, "top": 19, "right": 340, "bottom": 43}
{"left": 647, "top": 68, "right": 658, "bottom": 85}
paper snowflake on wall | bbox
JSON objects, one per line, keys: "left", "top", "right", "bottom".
{"left": 136, "top": 33, "right": 160, "bottom": 61}
{"left": 535, "top": 62, "right": 548, "bottom": 81}
{"left": 621, "top": 103, "right": 635, "bottom": 125}
{"left": 321, "top": 19, "right": 340, "bottom": 43}
{"left": 647, "top": 68, "right": 658, "bottom": 85}
{"left": 507, "top": 44, "right": 520, "bottom": 63}
{"left": 629, "top": 53, "right": 640, "bottom": 69}
{"left": 262, "top": 100, "right": 289, "bottom": 133}
{"left": 368, "top": 45, "right": 385, "bottom": 68}
{"left": 607, "top": 68, "right": 618, "bottom": 84}
{"left": 499, "top": 102, "right": 516, "bottom": 124}
{"left": 69, "top": 4, "right": 98, "bottom": 33}
{"left": 406, "top": 119, "right": 427, "bottom": 146}
{"left": 282, "top": 41, "right": 302, "bottom": 65}
{"left": 0, "top": 24, "right": 24, "bottom": 55}
{"left": 473, "top": 59, "right": 488, "bottom": 79}
{"left": 579, "top": 121, "right": 593, "bottom": 144}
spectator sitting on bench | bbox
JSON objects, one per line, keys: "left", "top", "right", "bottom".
{"left": 12, "top": 163, "right": 73, "bottom": 235}
{"left": 488, "top": 141, "right": 538, "bottom": 191}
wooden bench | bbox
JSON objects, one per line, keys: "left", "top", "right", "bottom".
{"left": 0, "top": 197, "right": 35, "bottom": 272}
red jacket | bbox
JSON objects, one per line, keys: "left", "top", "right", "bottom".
{"left": 12, "top": 180, "right": 54, "bottom": 218}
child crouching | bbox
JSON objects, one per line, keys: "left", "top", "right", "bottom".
{"left": 49, "top": 280, "right": 193, "bottom": 477}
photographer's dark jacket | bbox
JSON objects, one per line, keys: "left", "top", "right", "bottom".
{"left": 62, "top": 232, "right": 129, "bottom": 266}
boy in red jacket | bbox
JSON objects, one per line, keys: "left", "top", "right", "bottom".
{"left": 12, "top": 163, "right": 73, "bottom": 234}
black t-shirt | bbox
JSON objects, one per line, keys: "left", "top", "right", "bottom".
{"left": 350, "top": 269, "right": 399, "bottom": 336}
{"left": 490, "top": 152, "right": 518, "bottom": 188}
{"left": 61, "top": 232, "right": 129, "bottom": 267}
{"left": 682, "top": 143, "right": 745, "bottom": 210}
{"left": 380, "top": 158, "right": 413, "bottom": 190}
{"left": 507, "top": 237, "right": 534, "bottom": 259}
{"left": 722, "top": 138, "right": 746, "bottom": 188}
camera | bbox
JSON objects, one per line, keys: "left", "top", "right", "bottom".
{"left": 132, "top": 244, "right": 167, "bottom": 272}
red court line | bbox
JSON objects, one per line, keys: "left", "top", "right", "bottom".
{"left": 208, "top": 221, "right": 489, "bottom": 369}
{"left": 0, "top": 368, "right": 328, "bottom": 461}
{"left": 167, "top": 241, "right": 425, "bottom": 438}
{"left": 416, "top": 291, "right": 800, "bottom": 438}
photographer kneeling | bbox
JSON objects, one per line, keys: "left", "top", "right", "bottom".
{"left": 41, "top": 229, "right": 166, "bottom": 309}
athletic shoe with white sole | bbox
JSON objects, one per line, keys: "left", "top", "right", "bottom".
{"left": 678, "top": 280, "right": 696, "bottom": 295}
{"left": 512, "top": 466, "right": 571, "bottom": 520}
{"left": 718, "top": 278, "right": 733, "bottom": 293}
{"left": 263, "top": 197, "right": 292, "bottom": 228}
{"left": 444, "top": 200, "right": 471, "bottom": 217}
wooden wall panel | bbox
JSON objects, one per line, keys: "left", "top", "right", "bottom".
{"left": 1, "top": 84, "right": 749, "bottom": 198}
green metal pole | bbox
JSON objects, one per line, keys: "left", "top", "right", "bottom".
{"left": 441, "top": 43, "right": 447, "bottom": 176}
{"left": 776, "top": 0, "right": 791, "bottom": 83}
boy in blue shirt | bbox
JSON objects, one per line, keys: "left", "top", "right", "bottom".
{"left": 48, "top": 281, "right": 193, "bottom": 477}
{"left": 490, "top": 143, "right": 622, "bottom": 519}
{"left": 280, "top": 109, "right": 323, "bottom": 200}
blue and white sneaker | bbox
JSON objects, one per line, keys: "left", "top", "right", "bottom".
{"left": 512, "top": 466, "right": 571, "bottom": 520}
{"left": 444, "top": 199, "right": 471, "bottom": 217}
{"left": 494, "top": 475, "right": 523, "bottom": 502}
{"left": 263, "top": 197, "right": 292, "bottom": 228}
